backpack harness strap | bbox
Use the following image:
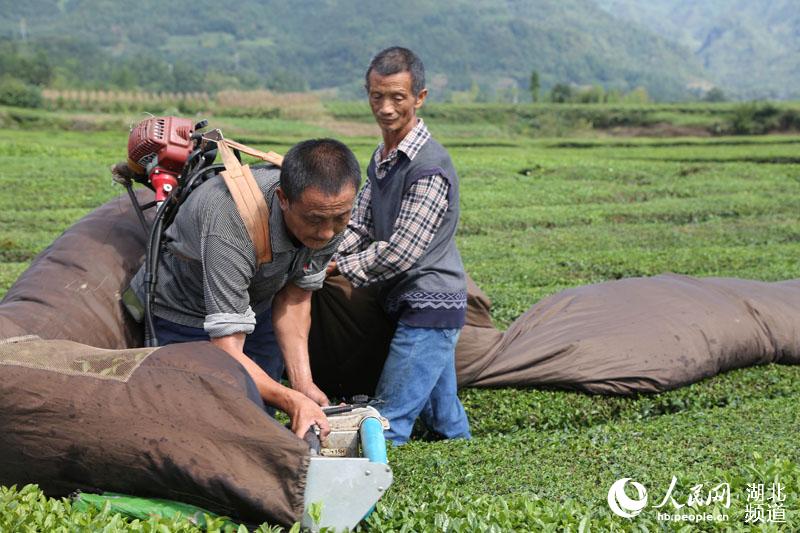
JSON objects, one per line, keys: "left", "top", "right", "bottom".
{"left": 215, "top": 136, "right": 283, "bottom": 266}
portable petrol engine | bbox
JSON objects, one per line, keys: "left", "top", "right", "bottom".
{"left": 126, "top": 116, "right": 196, "bottom": 204}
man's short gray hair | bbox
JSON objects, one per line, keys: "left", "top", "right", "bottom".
{"left": 280, "top": 139, "right": 361, "bottom": 203}
{"left": 365, "top": 47, "right": 426, "bottom": 96}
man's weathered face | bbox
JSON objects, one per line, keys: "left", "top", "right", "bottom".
{"left": 367, "top": 70, "right": 427, "bottom": 140}
{"left": 277, "top": 185, "right": 356, "bottom": 250}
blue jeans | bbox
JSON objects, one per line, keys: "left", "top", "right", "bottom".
{"left": 153, "top": 309, "right": 284, "bottom": 412}
{"left": 375, "top": 323, "right": 471, "bottom": 444}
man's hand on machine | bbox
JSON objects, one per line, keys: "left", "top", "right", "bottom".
{"left": 286, "top": 390, "right": 331, "bottom": 438}
{"left": 293, "top": 379, "right": 331, "bottom": 407}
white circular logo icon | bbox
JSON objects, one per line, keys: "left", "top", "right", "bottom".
{"left": 608, "top": 478, "right": 648, "bottom": 518}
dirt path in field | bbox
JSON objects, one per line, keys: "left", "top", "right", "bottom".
{"left": 315, "top": 119, "right": 380, "bottom": 137}
{"left": 606, "top": 123, "right": 712, "bottom": 137}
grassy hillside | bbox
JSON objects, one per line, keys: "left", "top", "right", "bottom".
{"left": 0, "top": 107, "right": 799, "bottom": 530}
{"left": 0, "top": 0, "right": 704, "bottom": 100}
{"left": 595, "top": 0, "right": 800, "bottom": 99}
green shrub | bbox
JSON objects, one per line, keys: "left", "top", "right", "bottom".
{"left": 778, "top": 109, "right": 800, "bottom": 131}
{"left": 0, "top": 77, "right": 43, "bottom": 108}
{"left": 725, "top": 102, "right": 800, "bottom": 135}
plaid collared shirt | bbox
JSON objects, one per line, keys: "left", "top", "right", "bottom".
{"left": 336, "top": 119, "right": 450, "bottom": 287}
{"left": 374, "top": 118, "right": 431, "bottom": 179}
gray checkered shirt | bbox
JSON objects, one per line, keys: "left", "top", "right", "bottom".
{"left": 131, "top": 166, "right": 342, "bottom": 337}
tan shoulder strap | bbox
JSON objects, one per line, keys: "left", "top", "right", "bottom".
{"left": 223, "top": 138, "right": 284, "bottom": 167}
{"left": 216, "top": 138, "right": 281, "bottom": 266}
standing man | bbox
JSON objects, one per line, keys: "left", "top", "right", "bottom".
{"left": 129, "top": 139, "right": 360, "bottom": 438}
{"left": 331, "top": 47, "right": 471, "bottom": 444}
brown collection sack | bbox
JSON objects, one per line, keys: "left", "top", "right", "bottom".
{"left": 0, "top": 192, "right": 308, "bottom": 525}
{"left": 0, "top": 337, "right": 308, "bottom": 524}
{"left": 0, "top": 193, "right": 146, "bottom": 347}
{"left": 458, "top": 273, "right": 800, "bottom": 394}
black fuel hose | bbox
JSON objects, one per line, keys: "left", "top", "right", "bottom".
{"left": 142, "top": 157, "right": 220, "bottom": 347}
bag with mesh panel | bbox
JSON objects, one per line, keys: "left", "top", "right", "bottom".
{"left": 0, "top": 193, "right": 310, "bottom": 525}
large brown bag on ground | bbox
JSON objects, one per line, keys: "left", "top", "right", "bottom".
{"left": 0, "top": 194, "right": 145, "bottom": 346}
{"left": 456, "top": 273, "right": 800, "bottom": 393}
{"left": 0, "top": 192, "right": 308, "bottom": 525}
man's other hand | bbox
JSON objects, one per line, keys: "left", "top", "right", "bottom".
{"left": 325, "top": 259, "right": 339, "bottom": 277}
{"left": 294, "top": 380, "right": 331, "bottom": 407}
{"left": 287, "top": 391, "right": 331, "bottom": 438}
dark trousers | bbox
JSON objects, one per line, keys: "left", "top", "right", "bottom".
{"left": 153, "top": 308, "right": 284, "bottom": 413}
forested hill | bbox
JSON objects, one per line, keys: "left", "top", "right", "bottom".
{"left": 7, "top": 0, "right": 797, "bottom": 101}
{"left": 1, "top": 0, "right": 709, "bottom": 100}
{"left": 595, "top": 0, "right": 800, "bottom": 100}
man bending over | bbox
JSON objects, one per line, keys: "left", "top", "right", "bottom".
{"left": 130, "top": 139, "right": 360, "bottom": 438}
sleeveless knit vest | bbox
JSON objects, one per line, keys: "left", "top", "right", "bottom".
{"left": 367, "top": 137, "right": 467, "bottom": 328}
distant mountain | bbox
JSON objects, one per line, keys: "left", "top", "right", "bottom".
{"left": 1, "top": 0, "right": 710, "bottom": 100}
{"left": 594, "top": 0, "right": 800, "bottom": 99}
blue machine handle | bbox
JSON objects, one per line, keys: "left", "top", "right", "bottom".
{"left": 359, "top": 416, "right": 387, "bottom": 464}
{"left": 359, "top": 416, "right": 388, "bottom": 523}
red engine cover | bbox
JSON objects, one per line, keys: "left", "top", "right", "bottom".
{"left": 127, "top": 116, "right": 194, "bottom": 174}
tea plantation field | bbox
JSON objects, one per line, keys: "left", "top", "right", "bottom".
{"left": 0, "top": 107, "right": 798, "bottom": 531}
